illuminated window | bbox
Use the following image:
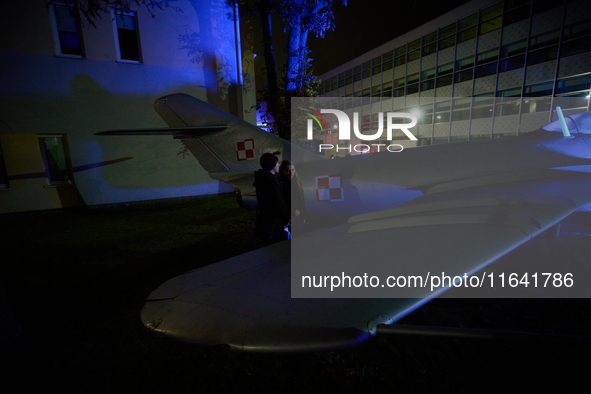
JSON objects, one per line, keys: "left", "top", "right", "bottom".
{"left": 114, "top": 11, "right": 141, "bottom": 62}
{"left": 382, "top": 51, "right": 393, "bottom": 71}
{"left": 0, "top": 141, "right": 8, "bottom": 190}
{"left": 51, "top": 3, "right": 84, "bottom": 56}
{"left": 372, "top": 56, "right": 382, "bottom": 75}
{"left": 345, "top": 69, "right": 353, "bottom": 85}
{"left": 39, "top": 135, "right": 74, "bottom": 186}
{"left": 382, "top": 81, "right": 392, "bottom": 97}
{"left": 439, "top": 22, "right": 457, "bottom": 49}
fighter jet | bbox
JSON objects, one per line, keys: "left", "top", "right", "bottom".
{"left": 98, "top": 94, "right": 591, "bottom": 352}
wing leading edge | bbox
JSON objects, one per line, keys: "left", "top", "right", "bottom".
{"left": 142, "top": 170, "right": 591, "bottom": 351}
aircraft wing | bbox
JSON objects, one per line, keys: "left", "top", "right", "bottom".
{"left": 141, "top": 170, "right": 591, "bottom": 352}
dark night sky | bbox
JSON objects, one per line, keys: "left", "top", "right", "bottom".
{"left": 307, "top": 0, "right": 472, "bottom": 75}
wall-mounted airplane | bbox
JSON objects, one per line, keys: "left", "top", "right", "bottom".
{"left": 97, "top": 94, "right": 591, "bottom": 352}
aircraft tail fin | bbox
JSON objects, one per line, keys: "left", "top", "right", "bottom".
{"left": 154, "top": 93, "right": 240, "bottom": 128}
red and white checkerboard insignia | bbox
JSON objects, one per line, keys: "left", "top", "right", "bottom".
{"left": 316, "top": 175, "right": 344, "bottom": 202}
{"left": 236, "top": 139, "right": 255, "bottom": 161}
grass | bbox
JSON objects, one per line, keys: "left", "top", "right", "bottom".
{"left": 1, "top": 194, "right": 590, "bottom": 392}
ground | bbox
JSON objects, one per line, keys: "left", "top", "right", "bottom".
{"left": 1, "top": 194, "right": 589, "bottom": 393}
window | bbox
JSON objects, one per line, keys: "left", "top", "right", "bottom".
{"left": 395, "top": 45, "right": 406, "bottom": 66}
{"left": 422, "top": 32, "right": 437, "bottom": 56}
{"left": 475, "top": 62, "right": 497, "bottom": 78}
{"left": 383, "top": 52, "right": 394, "bottom": 71}
{"left": 439, "top": 22, "right": 457, "bottom": 49}
{"left": 499, "top": 54, "right": 525, "bottom": 72}
{"left": 39, "top": 135, "right": 74, "bottom": 186}
{"left": 456, "top": 56, "right": 474, "bottom": 70}
{"left": 524, "top": 81, "right": 554, "bottom": 97}
{"left": 556, "top": 75, "right": 591, "bottom": 94}
{"left": 503, "top": 4, "right": 530, "bottom": 27}
{"left": 527, "top": 45, "right": 558, "bottom": 65}
{"left": 529, "top": 29, "right": 560, "bottom": 52}
{"left": 338, "top": 72, "right": 345, "bottom": 88}
{"left": 114, "top": 11, "right": 141, "bottom": 61}
{"left": 345, "top": 69, "right": 353, "bottom": 85}
{"left": 362, "top": 62, "right": 371, "bottom": 78}
{"left": 563, "top": 19, "right": 591, "bottom": 41}
{"left": 0, "top": 141, "right": 8, "bottom": 190}
{"left": 372, "top": 56, "right": 382, "bottom": 75}
{"left": 51, "top": 3, "right": 84, "bottom": 56}
{"left": 477, "top": 48, "right": 499, "bottom": 65}
{"left": 481, "top": 2, "right": 503, "bottom": 21}
{"left": 407, "top": 72, "right": 419, "bottom": 85}
{"left": 457, "top": 13, "right": 477, "bottom": 44}
{"left": 479, "top": 16, "right": 502, "bottom": 35}
{"left": 421, "top": 68, "right": 436, "bottom": 80}
{"left": 560, "top": 36, "right": 591, "bottom": 58}
{"left": 354, "top": 65, "right": 361, "bottom": 82}
{"left": 500, "top": 39, "right": 526, "bottom": 58}
{"left": 382, "top": 81, "right": 393, "bottom": 97}
{"left": 455, "top": 68, "right": 474, "bottom": 83}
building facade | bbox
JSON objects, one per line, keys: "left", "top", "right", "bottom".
{"left": 0, "top": 0, "right": 256, "bottom": 213}
{"left": 318, "top": 0, "right": 591, "bottom": 150}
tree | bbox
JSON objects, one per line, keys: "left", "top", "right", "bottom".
{"left": 237, "top": 0, "right": 344, "bottom": 140}
{"left": 281, "top": 0, "right": 345, "bottom": 94}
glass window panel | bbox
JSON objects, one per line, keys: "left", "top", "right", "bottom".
{"left": 503, "top": 4, "right": 530, "bottom": 26}
{"left": 479, "top": 16, "right": 502, "bottom": 35}
{"left": 421, "top": 68, "right": 436, "bottom": 80}
{"left": 455, "top": 68, "right": 474, "bottom": 83}
{"left": 560, "top": 36, "right": 591, "bottom": 58}
{"left": 394, "top": 77, "right": 406, "bottom": 88}
{"left": 437, "top": 74, "right": 453, "bottom": 87}
{"left": 529, "top": 28, "right": 560, "bottom": 51}
{"left": 41, "top": 136, "right": 72, "bottom": 183}
{"left": 527, "top": 44, "right": 558, "bottom": 65}
{"left": 440, "top": 23, "right": 457, "bottom": 38}
{"left": 475, "top": 62, "right": 497, "bottom": 78}
{"left": 501, "top": 39, "right": 526, "bottom": 58}
{"left": 452, "top": 108, "right": 471, "bottom": 121}
{"left": 524, "top": 81, "right": 554, "bottom": 96}
{"left": 477, "top": 48, "right": 499, "bottom": 65}
{"left": 439, "top": 36, "right": 456, "bottom": 49}
{"left": 556, "top": 74, "right": 591, "bottom": 94}
{"left": 523, "top": 97, "right": 551, "bottom": 112}
{"left": 563, "top": 19, "right": 591, "bottom": 41}
{"left": 495, "top": 101, "right": 520, "bottom": 116}
{"left": 362, "top": 62, "right": 371, "bottom": 78}
{"left": 395, "top": 56, "right": 406, "bottom": 67}
{"left": 54, "top": 4, "right": 83, "bottom": 56}
{"left": 458, "top": 13, "right": 478, "bottom": 30}
{"left": 434, "top": 112, "right": 451, "bottom": 123}
{"left": 407, "top": 72, "right": 419, "bottom": 84}
{"left": 406, "top": 83, "right": 419, "bottom": 94}
{"left": 345, "top": 69, "right": 353, "bottom": 84}
{"left": 481, "top": 2, "right": 503, "bottom": 20}
{"left": 422, "top": 43, "right": 437, "bottom": 56}
{"left": 499, "top": 54, "right": 525, "bottom": 72}
{"left": 456, "top": 56, "right": 474, "bottom": 70}
{"left": 395, "top": 45, "right": 406, "bottom": 57}
{"left": 393, "top": 87, "right": 405, "bottom": 97}
{"left": 420, "top": 79, "right": 435, "bottom": 91}
{"left": 423, "top": 32, "right": 437, "bottom": 45}
{"left": 505, "top": 0, "right": 529, "bottom": 11}
{"left": 408, "top": 38, "right": 421, "bottom": 52}
{"left": 408, "top": 50, "right": 420, "bottom": 62}
{"left": 458, "top": 26, "right": 477, "bottom": 43}
{"left": 437, "top": 62, "right": 454, "bottom": 75}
